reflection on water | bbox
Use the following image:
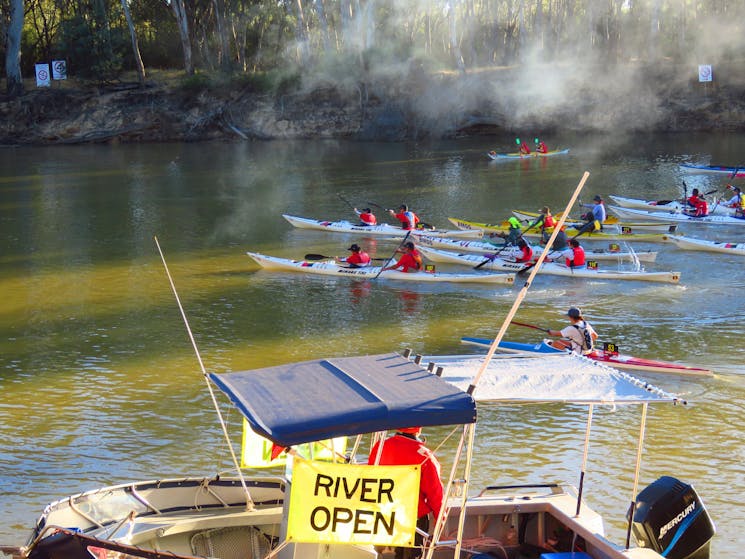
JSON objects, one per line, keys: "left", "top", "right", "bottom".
{"left": 0, "top": 136, "right": 744, "bottom": 556}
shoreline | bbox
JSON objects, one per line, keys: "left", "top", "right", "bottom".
{"left": 3, "top": 64, "right": 745, "bottom": 146}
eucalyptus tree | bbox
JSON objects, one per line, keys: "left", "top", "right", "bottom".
{"left": 168, "top": 0, "right": 193, "bottom": 74}
{"left": 120, "top": 0, "right": 145, "bottom": 83}
{"left": 5, "top": 0, "right": 24, "bottom": 95}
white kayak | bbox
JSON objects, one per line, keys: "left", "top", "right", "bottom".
{"left": 414, "top": 234, "right": 658, "bottom": 263}
{"left": 511, "top": 209, "right": 677, "bottom": 233}
{"left": 609, "top": 194, "right": 735, "bottom": 217}
{"left": 417, "top": 246, "right": 681, "bottom": 283}
{"left": 609, "top": 205, "right": 745, "bottom": 225}
{"left": 282, "top": 214, "right": 483, "bottom": 239}
{"left": 246, "top": 252, "right": 515, "bottom": 284}
{"left": 661, "top": 234, "right": 745, "bottom": 255}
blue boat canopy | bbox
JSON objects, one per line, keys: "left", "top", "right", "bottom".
{"left": 209, "top": 352, "right": 477, "bottom": 447}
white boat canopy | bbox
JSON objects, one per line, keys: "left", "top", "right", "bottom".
{"left": 424, "top": 353, "right": 685, "bottom": 405}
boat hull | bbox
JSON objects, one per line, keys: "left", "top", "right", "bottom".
{"left": 488, "top": 148, "right": 570, "bottom": 159}
{"left": 460, "top": 337, "right": 713, "bottom": 376}
{"left": 609, "top": 205, "right": 745, "bottom": 225}
{"left": 662, "top": 234, "right": 745, "bottom": 255}
{"left": 283, "top": 214, "right": 482, "bottom": 239}
{"left": 418, "top": 246, "right": 681, "bottom": 283}
{"left": 448, "top": 217, "right": 674, "bottom": 243}
{"left": 247, "top": 252, "right": 515, "bottom": 284}
{"left": 24, "top": 476, "right": 287, "bottom": 559}
{"left": 608, "top": 195, "right": 734, "bottom": 216}
{"left": 414, "top": 234, "right": 658, "bottom": 262}
{"left": 679, "top": 162, "right": 745, "bottom": 177}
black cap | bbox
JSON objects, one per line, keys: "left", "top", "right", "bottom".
{"left": 404, "top": 241, "right": 415, "bottom": 249}
{"left": 567, "top": 307, "right": 582, "bottom": 319}
{"left": 593, "top": 195, "right": 602, "bottom": 202}
{"left": 348, "top": 244, "right": 361, "bottom": 251}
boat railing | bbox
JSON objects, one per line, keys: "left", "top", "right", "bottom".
{"left": 476, "top": 483, "right": 563, "bottom": 498}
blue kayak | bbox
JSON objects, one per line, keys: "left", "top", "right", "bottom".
{"left": 461, "top": 337, "right": 563, "bottom": 354}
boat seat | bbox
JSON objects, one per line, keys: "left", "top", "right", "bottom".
{"left": 191, "top": 525, "right": 272, "bottom": 559}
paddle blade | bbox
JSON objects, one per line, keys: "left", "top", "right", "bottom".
{"left": 304, "top": 253, "right": 331, "bottom": 260}
{"left": 515, "top": 138, "right": 521, "bottom": 145}
{"left": 474, "top": 256, "right": 493, "bottom": 270}
{"left": 516, "top": 263, "right": 536, "bottom": 276}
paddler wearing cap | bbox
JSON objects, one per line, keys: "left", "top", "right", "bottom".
{"left": 574, "top": 194, "right": 606, "bottom": 234}
{"left": 546, "top": 307, "right": 598, "bottom": 355}
{"left": 381, "top": 240, "right": 423, "bottom": 273}
{"left": 335, "top": 243, "right": 372, "bottom": 268}
{"left": 368, "top": 427, "right": 443, "bottom": 559}
{"left": 580, "top": 194, "right": 607, "bottom": 224}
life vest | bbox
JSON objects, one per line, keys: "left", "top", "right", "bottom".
{"left": 359, "top": 211, "right": 376, "bottom": 225}
{"left": 566, "top": 246, "right": 586, "bottom": 267}
{"left": 573, "top": 322, "right": 594, "bottom": 353}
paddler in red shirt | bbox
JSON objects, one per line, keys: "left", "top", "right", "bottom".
{"left": 517, "top": 138, "right": 531, "bottom": 156}
{"left": 388, "top": 204, "right": 420, "bottom": 230}
{"left": 382, "top": 241, "right": 423, "bottom": 273}
{"left": 354, "top": 207, "right": 377, "bottom": 226}
{"left": 514, "top": 238, "right": 534, "bottom": 263}
{"left": 565, "top": 238, "right": 586, "bottom": 268}
{"left": 685, "top": 189, "right": 709, "bottom": 217}
{"left": 336, "top": 243, "right": 371, "bottom": 268}
{"left": 368, "top": 427, "right": 443, "bottom": 559}
{"left": 534, "top": 138, "right": 548, "bottom": 153}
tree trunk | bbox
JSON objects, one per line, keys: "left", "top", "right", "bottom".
{"left": 212, "top": 0, "right": 232, "bottom": 71}
{"left": 121, "top": 0, "right": 146, "bottom": 84}
{"left": 5, "top": 0, "right": 24, "bottom": 96}
{"left": 170, "top": 0, "right": 194, "bottom": 75}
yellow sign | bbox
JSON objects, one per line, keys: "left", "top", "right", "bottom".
{"left": 286, "top": 458, "right": 420, "bottom": 546}
{"left": 241, "top": 419, "right": 347, "bottom": 468}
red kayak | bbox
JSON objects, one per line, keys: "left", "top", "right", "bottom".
{"left": 460, "top": 337, "right": 713, "bottom": 377}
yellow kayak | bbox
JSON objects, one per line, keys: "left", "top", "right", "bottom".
{"left": 447, "top": 217, "right": 675, "bottom": 243}
{"left": 511, "top": 209, "right": 677, "bottom": 234}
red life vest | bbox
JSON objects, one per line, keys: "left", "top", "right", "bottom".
{"left": 566, "top": 245, "right": 586, "bottom": 267}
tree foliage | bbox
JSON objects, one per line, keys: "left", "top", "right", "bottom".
{"left": 1, "top": 0, "right": 744, "bottom": 86}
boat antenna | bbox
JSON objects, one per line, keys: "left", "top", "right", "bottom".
{"left": 465, "top": 171, "right": 590, "bottom": 394}
{"left": 153, "top": 235, "right": 255, "bottom": 510}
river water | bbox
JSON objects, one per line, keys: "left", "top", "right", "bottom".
{"left": 1, "top": 133, "right": 743, "bottom": 556}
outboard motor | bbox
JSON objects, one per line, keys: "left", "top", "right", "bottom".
{"left": 630, "top": 476, "right": 715, "bottom": 559}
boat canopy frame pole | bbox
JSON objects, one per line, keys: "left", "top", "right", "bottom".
{"left": 423, "top": 423, "right": 475, "bottom": 559}
{"left": 575, "top": 403, "right": 594, "bottom": 517}
{"left": 466, "top": 171, "right": 590, "bottom": 393}
{"left": 154, "top": 236, "right": 255, "bottom": 511}
{"left": 625, "top": 402, "right": 648, "bottom": 549}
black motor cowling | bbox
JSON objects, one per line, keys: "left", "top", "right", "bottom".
{"left": 630, "top": 476, "right": 715, "bottom": 559}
